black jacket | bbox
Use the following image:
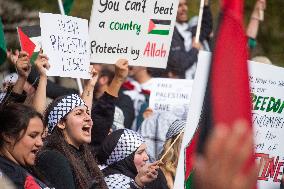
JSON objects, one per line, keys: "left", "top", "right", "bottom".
{"left": 0, "top": 156, "right": 51, "bottom": 189}
{"left": 168, "top": 6, "right": 213, "bottom": 70}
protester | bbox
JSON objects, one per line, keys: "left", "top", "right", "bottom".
{"left": 0, "top": 103, "right": 52, "bottom": 188}
{"left": 6, "top": 49, "right": 78, "bottom": 100}
{"left": 138, "top": 110, "right": 186, "bottom": 162}
{"left": 159, "top": 120, "right": 185, "bottom": 189}
{"left": 247, "top": 0, "right": 266, "bottom": 49}
{"left": 34, "top": 62, "right": 108, "bottom": 189}
{"left": 122, "top": 66, "right": 153, "bottom": 130}
{"left": 31, "top": 49, "right": 50, "bottom": 114}
{"left": 90, "top": 59, "right": 130, "bottom": 151}
{"left": 96, "top": 129, "right": 167, "bottom": 189}
{"left": 193, "top": 121, "right": 258, "bottom": 189}
{"left": 169, "top": 0, "right": 212, "bottom": 79}
{"left": 93, "top": 64, "right": 134, "bottom": 129}
{"left": 0, "top": 51, "right": 32, "bottom": 105}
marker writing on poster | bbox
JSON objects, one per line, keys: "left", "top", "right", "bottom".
{"left": 99, "top": 0, "right": 146, "bottom": 13}
{"left": 50, "top": 18, "right": 88, "bottom": 73}
{"left": 255, "top": 153, "right": 284, "bottom": 183}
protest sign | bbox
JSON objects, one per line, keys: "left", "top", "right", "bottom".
{"left": 149, "top": 78, "right": 193, "bottom": 117}
{"left": 89, "top": 0, "right": 179, "bottom": 68}
{"left": 39, "top": 13, "right": 90, "bottom": 79}
{"left": 249, "top": 61, "right": 284, "bottom": 189}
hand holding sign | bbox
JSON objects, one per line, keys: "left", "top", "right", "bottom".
{"left": 114, "top": 59, "right": 129, "bottom": 82}
{"left": 34, "top": 49, "right": 50, "bottom": 77}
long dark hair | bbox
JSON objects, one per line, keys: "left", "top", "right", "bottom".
{"left": 42, "top": 96, "right": 107, "bottom": 189}
{"left": 0, "top": 103, "right": 43, "bottom": 148}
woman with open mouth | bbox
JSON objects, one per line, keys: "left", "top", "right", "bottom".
{"left": 0, "top": 103, "right": 53, "bottom": 189}
{"left": 36, "top": 92, "right": 108, "bottom": 189}
{"left": 34, "top": 59, "right": 129, "bottom": 189}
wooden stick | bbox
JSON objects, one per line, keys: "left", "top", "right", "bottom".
{"left": 195, "top": 0, "right": 205, "bottom": 43}
{"left": 159, "top": 129, "right": 185, "bottom": 163}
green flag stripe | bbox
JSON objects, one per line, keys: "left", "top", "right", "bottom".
{"left": 185, "top": 171, "right": 194, "bottom": 189}
{"left": 30, "top": 51, "right": 39, "bottom": 65}
{"left": 148, "top": 30, "right": 169, "bottom": 35}
{"left": 63, "top": 0, "right": 75, "bottom": 15}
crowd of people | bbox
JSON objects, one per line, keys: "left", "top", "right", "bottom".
{"left": 0, "top": 0, "right": 281, "bottom": 189}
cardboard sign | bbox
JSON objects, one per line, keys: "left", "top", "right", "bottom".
{"left": 149, "top": 78, "right": 193, "bottom": 117}
{"left": 89, "top": 0, "right": 179, "bottom": 68}
{"left": 249, "top": 61, "right": 284, "bottom": 189}
{"left": 39, "top": 13, "right": 90, "bottom": 79}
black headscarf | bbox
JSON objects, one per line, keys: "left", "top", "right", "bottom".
{"left": 97, "top": 129, "right": 145, "bottom": 179}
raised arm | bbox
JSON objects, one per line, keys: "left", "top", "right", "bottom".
{"left": 247, "top": 0, "right": 266, "bottom": 48}
{"left": 106, "top": 59, "right": 129, "bottom": 97}
{"left": 81, "top": 66, "right": 98, "bottom": 113}
{"left": 32, "top": 50, "right": 50, "bottom": 114}
{"left": 91, "top": 59, "right": 129, "bottom": 151}
{"left": 13, "top": 51, "right": 31, "bottom": 94}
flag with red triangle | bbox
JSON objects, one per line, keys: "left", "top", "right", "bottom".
{"left": 148, "top": 19, "right": 171, "bottom": 36}
{"left": 17, "top": 25, "right": 41, "bottom": 63}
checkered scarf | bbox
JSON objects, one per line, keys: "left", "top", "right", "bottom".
{"left": 47, "top": 94, "right": 86, "bottom": 133}
{"left": 106, "top": 129, "right": 145, "bottom": 165}
{"left": 166, "top": 120, "right": 186, "bottom": 140}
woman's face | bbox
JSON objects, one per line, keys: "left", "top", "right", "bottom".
{"left": 8, "top": 117, "right": 44, "bottom": 166}
{"left": 63, "top": 106, "right": 93, "bottom": 148}
{"left": 134, "top": 143, "right": 149, "bottom": 172}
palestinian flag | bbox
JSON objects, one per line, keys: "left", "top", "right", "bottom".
{"left": 17, "top": 25, "right": 41, "bottom": 64}
{"left": 187, "top": 0, "right": 254, "bottom": 188}
{"left": 0, "top": 17, "right": 7, "bottom": 65}
{"left": 184, "top": 129, "right": 199, "bottom": 188}
{"left": 148, "top": 19, "right": 171, "bottom": 35}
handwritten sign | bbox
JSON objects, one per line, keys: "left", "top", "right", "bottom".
{"left": 39, "top": 13, "right": 90, "bottom": 79}
{"left": 149, "top": 78, "right": 193, "bottom": 116}
{"left": 249, "top": 61, "right": 284, "bottom": 189}
{"left": 89, "top": 0, "right": 179, "bottom": 68}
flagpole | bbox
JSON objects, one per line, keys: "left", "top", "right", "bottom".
{"left": 195, "top": 0, "right": 205, "bottom": 43}
{"left": 57, "top": 0, "right": 84, "bottom": 94}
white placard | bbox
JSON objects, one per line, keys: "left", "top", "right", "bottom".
{"left": 249, "top": 61, "right": 284, "bottom": 189}
{"left": 149, "top": 78, "right": 193, "bottom": 116}
{"left": 39, "top": 13, "right": 90, "bottom": 79}
{"left": 89, "top": 0, "right": 179, "bottom": 68}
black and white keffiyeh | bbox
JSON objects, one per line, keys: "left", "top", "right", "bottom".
{"left": 97, "top": 129, "right": 145, "bottom": 189}
{"left": 106, "top": 129, "right": 145, "bottom": 165}
{"left": 165, "top": 120, "right": 186, "bottom": 140}
{"left": 47, "top": 94, "right": 86, "bottom": 133}
{"left": 104, "top": 174, "right": 132, "bottom": 189}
